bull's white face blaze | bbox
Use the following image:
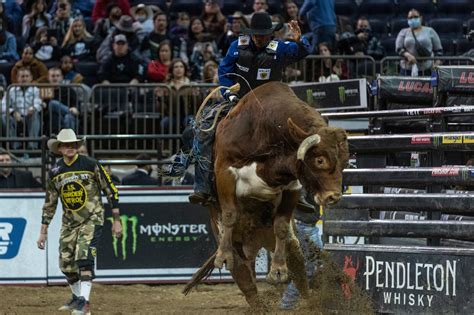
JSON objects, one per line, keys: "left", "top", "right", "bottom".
{"left": 229, "top": 162, "right": 301, "bottom": 203}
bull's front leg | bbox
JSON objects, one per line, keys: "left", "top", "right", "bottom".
{"left": 267, "top": 190, "right": 299, "bottom": 284}
{"left": 214, "top": 165, "right": 238, "bottom": 270}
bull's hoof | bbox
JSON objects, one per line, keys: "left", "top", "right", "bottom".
{"left": 266, "top": 267, "right": 289, "bottom": 284}
{"left": 214, "top": 250, "right": 234, "bottom": 271}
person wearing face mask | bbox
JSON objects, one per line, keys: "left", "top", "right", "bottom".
{"left": 396, "top": 9, "right": 443, "bottom": 76}
{"left": 0, "top": 151, "right": 42, "bottom": 189}
{"left": 130, "top": 3, "right": 157, "bottom": 34}
{"left": 337, "top": 16, "right": 384, "bottom": 60}
{"left": 121, "top": 153, "right": 160, "bottom": 186}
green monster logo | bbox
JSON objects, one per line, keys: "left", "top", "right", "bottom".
{"left": 306, "top": 88, "right": 314, "bottom": 105}
{"left": 338, "top": 86, "right": 346, "bottom": 104}
{"left": 107, "top": 215, "right": 138, "bottom": 260}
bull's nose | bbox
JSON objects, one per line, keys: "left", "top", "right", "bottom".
{"left": 324, "top": 192, "right": 342, "bottom": 205}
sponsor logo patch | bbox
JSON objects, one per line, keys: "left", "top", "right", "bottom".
{"left": 257, "top": 68, "right": 271, "bottom": 80}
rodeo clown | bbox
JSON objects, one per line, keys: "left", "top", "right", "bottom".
{"left": 188, "top": 12, "right": 312, "bottom": 205}
{"left": 37, "top": 129, "right": 122, "bottom": 315}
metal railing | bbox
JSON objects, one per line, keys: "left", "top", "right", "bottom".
{"left": 380, "top": 56, "right": 474, "bottom": 76}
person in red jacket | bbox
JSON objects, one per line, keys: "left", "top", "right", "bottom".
{"left": 146, "top": 40, "right": 172, "bottom": 82}
{"left": 92, "top": 0, "right": 130, "bottom": 23}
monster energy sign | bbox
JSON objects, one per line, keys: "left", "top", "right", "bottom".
{"left": 97, "top": 202, "right": 216, "bottom": 269}
{"left": 290, "top": 79, "right": 367, "bottom": 112}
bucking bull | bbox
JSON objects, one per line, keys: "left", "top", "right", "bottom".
{"left": 183, "top": 81, "right": 349, "bottom": 306}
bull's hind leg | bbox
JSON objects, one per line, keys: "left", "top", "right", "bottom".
{"left": 267, "top": 190, "right": 299, "bottom": 284}
{"left": 214, "top": 166, "right": 238, "bottom": 270}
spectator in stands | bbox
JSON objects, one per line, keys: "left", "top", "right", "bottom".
{"left": 299, "top": 0, "right": 337, "bottom": 54}
{"left": 155, "top": 58, "right": 192, "bottom": 132}
{"left": 2, "top": 68, "right": 42, "bottom": 149}
{"left": 202, "top": 60, "right": 218, "bottom": 83}
{"left": 98, "top": 34, "right": 144, "bottom": 84}
{"left": 93, "top": 3, "right": 122, "bottom": 43}
{"left": 4, "top": 0, "right": 23, "bottom": 36}
{"left": 169, "top": 12, "right": 190, "bottom": 42}
{"left": 11, "top": 46, "right": 48, "bottom": 83}
{"left": 187, "top": 17, "right": 214, "bottom": 59}
{"left": 140, "top": 12, "right": 168, "bottom": 62}
{"left": 0, "top": 14, "right": 20, "bottom": 62}
{"left": 92, "top": 0, "right": 130, "bottom": 23}
{"left": 0, "top": 151, "right": 42, "bottom": 188}
{"left": 61, "top": 17, "right": 95, "bottom": 61}
{"left": 201, "top": 0, "right": 226, "bottom": 40}
{"left": 220, "top": 11, "right": 248, "bottom": 54}
{"left": 22, "top": 0, "right": 51, "bottom": 44}
{"left": 396, "top": 9, "right": 443, "bottom": 76}
{"left": 60, "top": 55, "right": 84, "bottom": 83}
{"left": 31, "top": 27, "right": 60, "bottom": 62}
{"left": 49, "top": 0, "right": 94, "bottom": 18}
{"left": 96, "top": 15, "right": 143, "bottom": 63}
{"left": 337, "top": 17, "right": 384, "bottom": 60}
{"left": 283, "top": 1, "right": 309, "bottom": 34}
{"left": 41, "top": 67, "right": 78, "bottom": 133}
{"left": 244, "top": 0, "right": 268, "bottom": 24}
{"left": 121, "top": 153, "right": 160, "bottom": 186}
{"left": 50, "top": 0, "right": 73, "bottom": 46}
{"left": 147, "top": 40, "right": 172, "bottom": 83}
{"left": 189, "top": 41, "right": 220, "bottom": 81}
{"left": 130, "top": 3, "right": 156, "bottom": 34}
{"left": 315, "top": 41, "right": 347, "bottom": 82}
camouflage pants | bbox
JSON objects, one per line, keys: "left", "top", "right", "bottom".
{"left": 59, "top": 222, "right": 103, "bottom": 273}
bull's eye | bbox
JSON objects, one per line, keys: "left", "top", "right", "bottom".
{"left": 315, "top": 157, "right": 327, "bottom": 169}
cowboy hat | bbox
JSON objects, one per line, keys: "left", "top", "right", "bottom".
{"left": 130, "top": 3, "right": 160, "bottom": 20}
{"left": 113, "top": 15, "right": 139, "bottom": 33}
{"left": 241, "top": 12, "right": 282, "bottom": 35}
{"left": 47, "top": 129, "right": 85, "bottom": 155}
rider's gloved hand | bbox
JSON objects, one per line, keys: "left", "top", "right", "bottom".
{"left": 224, "top": 91, "right": 240, "bottom": 104}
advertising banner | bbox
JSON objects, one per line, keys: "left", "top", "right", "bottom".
{"left": 437, "top": 66, "right": 474, "bottom": 94}
{"left": 0, "top": 192, "right": 47, "bottom": 284}
{"left": 378, "top": 76, "right": 433, "bottom": 105}
{"left": 290, "top": 79, "right": 368, "bottom": 112}
{"left": 0, "top": 189, "right": 268, "bottom": 284}
{"left": 327, "top": 244, "right": 474, "bottom": 314}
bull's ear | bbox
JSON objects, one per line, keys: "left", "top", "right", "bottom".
{"left": 288, "top": 118, "right": 310, "bottom": 142}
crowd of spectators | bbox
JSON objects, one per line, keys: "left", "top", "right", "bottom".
{"left": 0, "top": 0, "right": 471, "bottom": 146}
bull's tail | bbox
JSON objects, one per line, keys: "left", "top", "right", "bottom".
{"left": 182, "top": 252, "right": 217, "bottom": 295}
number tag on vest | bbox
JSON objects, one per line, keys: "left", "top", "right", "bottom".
{"left": 257, "top": 68, "right": 271, "bottom": 80}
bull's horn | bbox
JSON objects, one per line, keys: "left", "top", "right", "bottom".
{"left": 297, "top": 134, "right": 321, "bottom": 161}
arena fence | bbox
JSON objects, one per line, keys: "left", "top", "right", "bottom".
{"left": 289, "top": 55, "right": 377, "bottom": 82}
{"left": 380, "top": 56, "right": 474, "bottom": 76}
{"left": 323, "top": 72, "right": 474, "bottom": 313}
{"left": 1, "top": 83, "right": 88, "bottom": 154}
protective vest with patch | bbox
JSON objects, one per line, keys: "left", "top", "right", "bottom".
{"left": 42, "top": 155, "right": 119, "bottom": 227}
{"left": 235, "top": 37, "right": 284, "bottom": 98}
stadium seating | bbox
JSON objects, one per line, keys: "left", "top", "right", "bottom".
{"left": 368, "top": 18, "right": 388, "bottom": 38}
{"left": 169, "top": 0, "right": 204, "bottom": 17}
{"left": 397, "top": 0, "right": 436, "bottom": 19}
{"left": 439, "top": 37, "right": 456, "bottom": 56}
{"left": 455, "top": 38, "right": 474, "bottom": 55}
{"left": 437, "top": 0, "right": 474, "bottom": 19}
{"left": 428, "top": 18, "right": 463, "bottom": 38}
{"left": 358, "top": 0, "right": 396, "bottom": 21}
{"left": 381, "top": 37, "right": 397, "bottom": 56}
{"left": 221, "top": 0, "right": 243, "bottom": 15}
{"left": 334, "top": 0, "right": 358, "bottom": 20}
{"left": 390, "top": 18, "right": 408, "bottom": 37}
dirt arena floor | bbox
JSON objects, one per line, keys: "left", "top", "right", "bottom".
{"left": 0, "top": 282, "right": 305, "bottom": 314}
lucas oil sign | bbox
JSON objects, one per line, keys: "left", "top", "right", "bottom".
{"left": 327, "top": 245, "right": 474, "bottom": 314}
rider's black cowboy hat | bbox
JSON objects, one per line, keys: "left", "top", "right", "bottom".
{"left": 242, "top": 12, "right": 283, "bottom": 35}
